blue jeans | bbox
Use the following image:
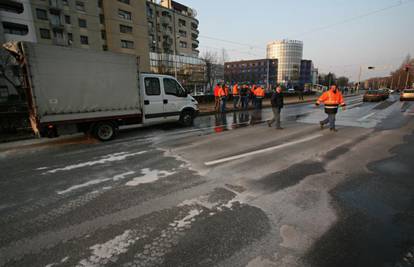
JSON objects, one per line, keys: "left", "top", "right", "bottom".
{"left": 255, "top": 98, "right": 263, "bottom": 110}
{"left": 233, "top": 96, "right": 240, "bottom": 109}
{"left": 321, "top": 113, "right": 336, "bottom": 129}
{"left": 241, "top": 96, "right": 248, "bottom": 109}
{"left": 220, "top": 97, "right": 227, "bottom": 113}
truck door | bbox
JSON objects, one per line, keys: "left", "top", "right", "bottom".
{"left": 162, "top": 77, "right": 188, "bottom": 120}
{"left": 143, "top": 77, "right": 165, "bottom": 123}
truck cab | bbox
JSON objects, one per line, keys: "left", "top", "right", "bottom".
{"left": 141, "top": 73, "right": 199, "bottom": 126}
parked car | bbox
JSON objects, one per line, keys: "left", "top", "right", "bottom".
{"left": 378, "top": 88, "right": 390, "bottom": 99}
{"left": 400, "top": 89, "right": 414, "bottom": 101}
{"left": 363, "top": 90, "right": 387, "bottom": 102}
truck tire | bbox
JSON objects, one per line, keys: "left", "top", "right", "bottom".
{"left": 180, "top": 110, "right": 194, "bottom": 126}
{"left": 93, "top": 122, "right": 116, "bottom": 141}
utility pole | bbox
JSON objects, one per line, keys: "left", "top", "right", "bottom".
{"left": 405, "top": 71, "right": 410, "bottom": 89}
{"left": 390, "top": 75, "right": 394, "bottom": 90}
{"left": 266, "top": 59, "right": 270, "bottom": 90}
{"left": 397, "top": 73, "right": 402, "bottom": 90}
{"left": 357, "top": 66, "right": 362, "bottom": 93}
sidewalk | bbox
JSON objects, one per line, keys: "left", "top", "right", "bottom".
{"left": 198, "top": 95, "right": 317, "bottom": 116}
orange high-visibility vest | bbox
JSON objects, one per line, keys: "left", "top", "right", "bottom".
{"left": 317, "top": 89, "right": 345, "bottom": 107}
{"left": 225, "top": 86, "right": 229, "bottom": 96}
{"left": 218, "top": 87, "right": 226, "bottom": 97}
{"left": 214, "top": 86, "right": 220, "bottom": 97}
{"left": 255, "top": 87, "right": 265, "bottom": 98}
{"left": 232, "top": 85, "right": 239, "bottom": 95}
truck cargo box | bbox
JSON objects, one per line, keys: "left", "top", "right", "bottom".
{"left": 6, "top": 42, "right": 142, "bottom": 128}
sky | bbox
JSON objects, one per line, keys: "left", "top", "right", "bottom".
{"left": 177, "top": 0, "right": 414, "bottom": 81}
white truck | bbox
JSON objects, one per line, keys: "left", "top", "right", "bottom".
{"left": 3, "top": 42, "right": 199, "bottom": 141}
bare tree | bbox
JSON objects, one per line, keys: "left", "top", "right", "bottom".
{"left": 200, "top": 50, "right": 219, "bottom": 93}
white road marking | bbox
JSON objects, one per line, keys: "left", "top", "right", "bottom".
{"left": 56, "top": 171, "right": 135, "bottom": 195}
{"left": 45, "top": 151, "right": 146, "bottom": 174}
{"left": 204, "top": 134, "right": 323, "bottom": 166}
{"left": 358, "top": 112, "right": 376, "bottom": 121}
{"left": 125, "top": 168, "right": 176, "bottom": 186}
{"left": 346, "top": 101, "right": 364, "bottom": 109}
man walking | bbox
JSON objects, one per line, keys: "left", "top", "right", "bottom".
{"left": 219, "top": 84, "right": 227, "bottom": 113}
{"left": 232, "top": 83, "right": 240, "bottom": 109}
{"left": 254, "top": 86, "right": 265, "bottom": 110}
{"left": 240, "top": 85, "right": 249, "bottom": 110}
{"left": 298, "top": 86, "right": 304, "bottom": 101}
{"left": 214, "top": 83, "right": 221, "bottom": 112}
{"left": 315, "top": 84, "right": 346, "bottom": 132}
{"left": 268, "top": 86, "right": 284, "bottom": 129}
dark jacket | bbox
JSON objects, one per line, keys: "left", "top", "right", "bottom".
{"left": 271, "top": 91, "right": 284, "bottom": 108}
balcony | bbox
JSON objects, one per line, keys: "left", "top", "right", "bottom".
{"left": 160, "top": 16, "right": 171, "bottom": 26}
{"left": 50, "top": 20, "right": 64, "bottom": 29}
{"left": 49, "top": 0, "right": 63, "bottom": 11}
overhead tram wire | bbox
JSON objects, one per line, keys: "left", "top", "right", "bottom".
{"left": 290, "top": 0, "right": 414, "bottom": 39}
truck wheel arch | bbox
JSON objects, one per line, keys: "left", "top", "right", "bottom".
{"left": 179, "top": 108, "right": 196, "bottom": 126}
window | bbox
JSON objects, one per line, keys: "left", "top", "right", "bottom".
{"left": 178, "top": 19, "right": 186, "bottom": 27}
{"left": 80, "top": 35, "right": 88, "bottom": 44}
{"left": 164, "top": 78, "right": 185, "bottom": 97}
{"left": 98, "top": 0, "right": 102, "bottom": 8}
{"left": 145, "top": 78, "right": 160, "bottom": 96}
{"left": 76, "top": 1, "right": 85, "bottom": 12}
{"left": 179, "top": 41, "right": 187, "bottom": 48}
{"left": 99, "top": 14, "right": 105, "bottom": 24}
{"left": 120, "top": 24, "right": 132, "bottom": 34}
{"left": 101, "top": 30, "right": 106, "bottom": 40}
{"left": 2, "top": 22, "right": 28, "bottom": 35}
{"left": 179, "top": 30, "right": 186, "bottom": 37}
{"left": 118, "top": 0, "right": 130, "bottom": 4}
{"left": 39, "top": 28, "right": 51, "bottom": 39}
{"left": 102, "top": 45, "right": 108, "bottom": 51}
{"left": 118, "top": 9, "right": 131, "bottom": 20}
{"left": 121, "top": 40, "right": 134, "bottom": 49}
{"left": 36, "top": 8, "right": 48, "bottom": 20}
{"left": 0, "top": 1, "right": 24, "bottom": 13}
{"left": 65, "top": 15, "right": 71, "bottom": 24}
{"left": 78, "top": 18, "right": 87, "bottom": 28}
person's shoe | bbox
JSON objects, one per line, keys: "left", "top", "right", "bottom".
{"left": 319, "top": 121, "right": 324, "bottom": 129}
{"left": 276, "top": 127, "right": 284, "bottom": 130}
{"left": 330, "top": 128, "right": 338, "bottom": 132}
{"left": 267, "top": 121, "right": 272, "bottom": 127}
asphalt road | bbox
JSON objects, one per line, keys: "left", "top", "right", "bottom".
{"left": 1, "top": 94, "right": 414, "bottom": 267}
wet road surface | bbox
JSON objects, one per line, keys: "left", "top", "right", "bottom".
{"left": 1, "top": 94, "right": 414, "bottom": 267}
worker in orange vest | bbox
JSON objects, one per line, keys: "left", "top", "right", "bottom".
{"left": 218, "top": 84, "right": 227, "bottom": 113}
{"left": 254, "top": 86, "right": 265, "bottom": 109}
{"left": 250, "top": 85, "right": 256, "bottom": 107}
{"left": 315, "top": 84, "right": 346, "bottom": 132}
{"left": 213, "top": 83, "right": 221, "bottom": 112}
{"left": 232, "top": 83, "right": 240, "bottom": 109}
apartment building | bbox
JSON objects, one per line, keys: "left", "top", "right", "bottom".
{"left": 29, "top": 0, "right": 103, "bottom": 51}
{"left": 224, "top": 59, "right": 278, "bottom": 88}
{"left": 1, "top": 0, "right": 202, "bottom": 79}
{"left": 101, "top": 0, "right": 150, "bottom": 71}
{"left": 0, "top": 0, "right": 37, "bottom": 43}
{"left": 146, "top": 0, "right": 199, "bottom": 57}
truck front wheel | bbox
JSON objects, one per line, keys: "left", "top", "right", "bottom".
{"left": 93, "top": 122, "right": 117, "bottom": 141}
{"left": 180, "top": 110, "right": 194, "bottom": 126}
